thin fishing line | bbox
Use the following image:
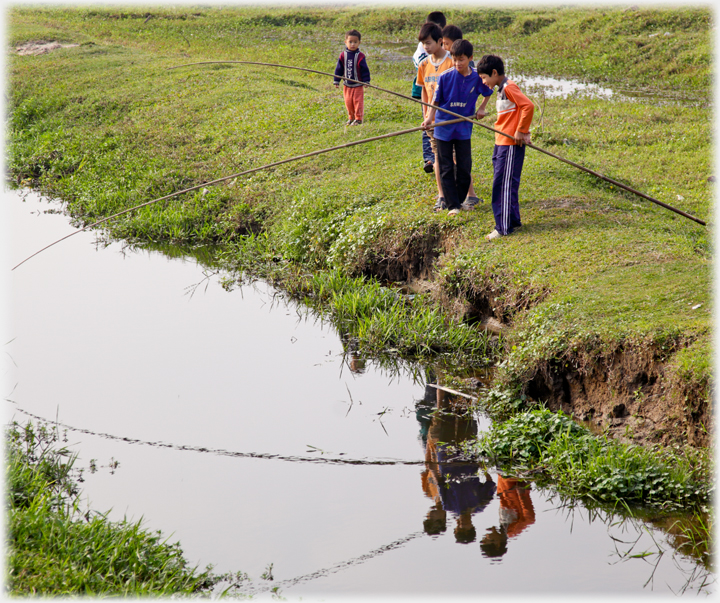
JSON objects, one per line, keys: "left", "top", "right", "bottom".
{"left": 8, "top": 404, "right": 476, "bottom": 467}
{"left": 170, "top": 60, "right": 706, "bottom": 227}
{"left": 228, "top": 530, "right": 425, "bottom": 596}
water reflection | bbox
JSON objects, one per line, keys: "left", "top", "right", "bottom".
{"left": 416, "top": 384, "right": 496, "bottom": 544}
{"left": 480, "top": 476, "right": 536, "bottom": 559}
{"left": 7, "top": 190, "right": 713, "bottom": 594}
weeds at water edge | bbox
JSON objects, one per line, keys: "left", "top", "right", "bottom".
{"left": 6, "top": 421, "right": 212, "bottom": 596}
{"left": 466, "top": 408, "right": 712, "bottom": 511}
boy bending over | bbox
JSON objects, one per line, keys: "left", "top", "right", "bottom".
{"left": 476, "top": 54, "right": 534, "bottom": 240}
{"left": 422, "top": 39, "right": 492, "bottom": 216}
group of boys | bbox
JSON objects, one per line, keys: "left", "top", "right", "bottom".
{"left": 333, "top": 13, "right": 534, "bottom": 240}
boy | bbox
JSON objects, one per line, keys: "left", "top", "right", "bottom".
{"left": 334, "top": 29, "right": 371, "bottom": 126}
{"left": 412, "top": 12, "right": 446, "bottom": 173}
{"left": 441, "top": 24, "right": 482, "bottom": 209}
{"left": 440, "top": 24, "right": 464, "bottom": 55}
{"left": 475, "top": 54, "right": 534, "bottom": 239}
{"left": 422, "top": 40, "right": 493, "bottom": 216}
{"left": 416, "top": 22, "right": 454, "bottom": 211}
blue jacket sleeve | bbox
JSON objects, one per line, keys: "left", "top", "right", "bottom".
{"left": 333, "top": 52, "right": 343, "bottom": 85}
{"left": 359, "top": 54, "right": 371, "bottom": 83}
{"left": 432, "top": 75, "right": 445, "bottom": 109}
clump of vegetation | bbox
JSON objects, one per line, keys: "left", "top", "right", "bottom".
{"left": 468, "top": 408, "right": 713, "bottom": 510}
{"left": 6, "top": 421, "right": 212, "bottom": 596}
{"left": 281, "top": 269, "right": 496, "bottom": 365}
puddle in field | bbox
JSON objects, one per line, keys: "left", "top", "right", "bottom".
{"left": 365, "top": 41, "right": 701, "bottom": 106}
{"left": 2, "top": 190, "right": 713, "bottom": 596}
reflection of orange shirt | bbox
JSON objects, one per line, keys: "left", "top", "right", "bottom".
{"left": 497, "top": 476, "right": 535, "bottom": 538}
{"left": 421, "top": 437, "right": 440, "bottom": 500}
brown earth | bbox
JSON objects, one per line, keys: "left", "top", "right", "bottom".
{"left": 524, "top": 341, "right": 712, "bottom": 448}
{"left": 356, "top": 225, "right": 712, "bottom": 449}
{"left": 15, "top": 40, "right": 79, "bottom": 56}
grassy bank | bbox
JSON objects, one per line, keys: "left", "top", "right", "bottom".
{"left": 468, "top": 408, "right": 712, "bottom": 510}
{"left": 7, "top": 6, "right": 712, "bottom": 450}
{"left": 6, "top": 421, "right": 211, "bottom": 595}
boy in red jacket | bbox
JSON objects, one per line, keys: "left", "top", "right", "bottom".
{"left": 333, "top": 29, "right": 371, "bottom": 125}
{"left": 476, "top": 54, "right": 534, "bottom": 240}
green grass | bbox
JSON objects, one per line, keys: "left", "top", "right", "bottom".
{"left": 7, "top": 6, "right": 712, "bottom": 440}
{"left": 6, "top": 421, "right": 212, "bottom": 596}
{"left": 286, "top": 269, "right": 496, "bottom": 363}
{"left": 469, "top": 408, "right": 713, "bottom": 510}
{"left": 5, "top": 9, "right": 715, "bottom": 586}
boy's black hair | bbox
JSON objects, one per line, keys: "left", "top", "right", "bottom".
{"left": 426, "top": 11, "right": 446, "bottom": 28}
{"left": 418, "top": 22, "right": 443, "bottom": 43}
{"left": 345, "top": 29, "right": 361, "bottom": 40}
{"left": 442, "top": 24, "right": 463, "bottom": 42}
{"left": 476, "top": 54, "right": 505, "bottom": 76}
{"left": 451, "top": 39, "right": 473, "bottom": 58}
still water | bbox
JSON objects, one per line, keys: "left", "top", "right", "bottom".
{"left": 2, "top": 190, "right": 713, "bottom": 598}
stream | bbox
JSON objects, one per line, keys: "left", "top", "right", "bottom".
{"left": 2, "top": 189, "right": 713, "bottom": 597}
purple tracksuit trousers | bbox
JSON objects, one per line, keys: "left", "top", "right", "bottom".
{"left": 491, "top": 144, "right": 526, "bottom": 235}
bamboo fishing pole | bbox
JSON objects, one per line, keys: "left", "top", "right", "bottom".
{"left": 11, "top": 118, "right": 465, "bottom": 271}
{"left": 169, "top": 60, "right": 706, "bottom": 227}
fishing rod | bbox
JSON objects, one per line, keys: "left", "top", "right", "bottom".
{"left": 169, "top": 60, "right": 706, "bottom": 227}
{"left": 11, "top": 118, "right": 465, "bottom": 271}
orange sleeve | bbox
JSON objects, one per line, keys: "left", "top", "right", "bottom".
{"left": 506, "top": 83, "right": 534, "bottom": 133}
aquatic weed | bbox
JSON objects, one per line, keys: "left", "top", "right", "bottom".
{"left": 472, "top": 409, "right": 712, "bottom": 510}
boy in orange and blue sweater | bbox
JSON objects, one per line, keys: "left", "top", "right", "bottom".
{"left": 476, "top": 54, "right": 534, "bottom": 240}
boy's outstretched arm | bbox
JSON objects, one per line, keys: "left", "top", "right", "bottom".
{"left": 475, "top": 95, "right": 490, "bottom": 119}
{"left": 422, "top": 107, "right": 436, "bottom": 130}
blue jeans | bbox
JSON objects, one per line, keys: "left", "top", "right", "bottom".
{"left": 422, "top": 130, "right": 434, "bottom": 164}
{"left": 416, "top": 98, "right": 434, "bottom": 164}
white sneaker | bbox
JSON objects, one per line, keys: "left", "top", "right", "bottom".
{"left": 486, "top": 229, "right": 501, "bottom": 241}
{"left": 448, "top": 209, "right": 460, "bottom": 216}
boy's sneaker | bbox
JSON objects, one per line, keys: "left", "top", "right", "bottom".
{"left": 448, "top": 208, "right": 460, "bottom": 216}
{"left": 423, "top": 161, "right": 434, "bottom": 173}
{"left": 464, "top": 195, "right": 481, "bottom": 205}
{"left": 486, "top": 229, "right": 501, "bottom": 241}
{"left": 433, "top": 196, "right": 446, "bottom": 212}
{"left": 352, "top": 119, "right": 363, "bottom": 125}
{"left": 461, "top": 196, "right": 482, "bottom": 211}
{"left": 346, "top": 119, "right": 354, "bottom": 126}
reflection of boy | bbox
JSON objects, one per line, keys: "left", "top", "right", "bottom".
{"left": 476, "top": 54, "right": 534, "bottom": 240}
{"left": 419, "top": 388, "right": 496, "bottom": 543}
{"left": 422, "top": 39, "right": 493, "bottom": 215}
{"left": 412, "top": 11, "right": 446, "bottom": 173}
{"left": 333, "top": 29, "right": 371, "bottom": 126}
{"left": 479, "top": 475, "right": 536, "bottom": 558}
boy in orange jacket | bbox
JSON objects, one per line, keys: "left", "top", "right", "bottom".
{"left": 476, "top": 54, "right": 534, "bottom": 240}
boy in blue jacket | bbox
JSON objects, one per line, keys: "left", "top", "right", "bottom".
{"left": 334, "top": 29, "right": 371, "bottom": 125}
{"left": 422, "top": 39, "right": 492, "bottom": 215}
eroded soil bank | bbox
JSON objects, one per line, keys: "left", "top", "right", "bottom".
{"left": 7, "top": 6, "right": 712, "bottom": 453}
{"left": 325, "top": 225, "right": 712, "bottom": 449}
